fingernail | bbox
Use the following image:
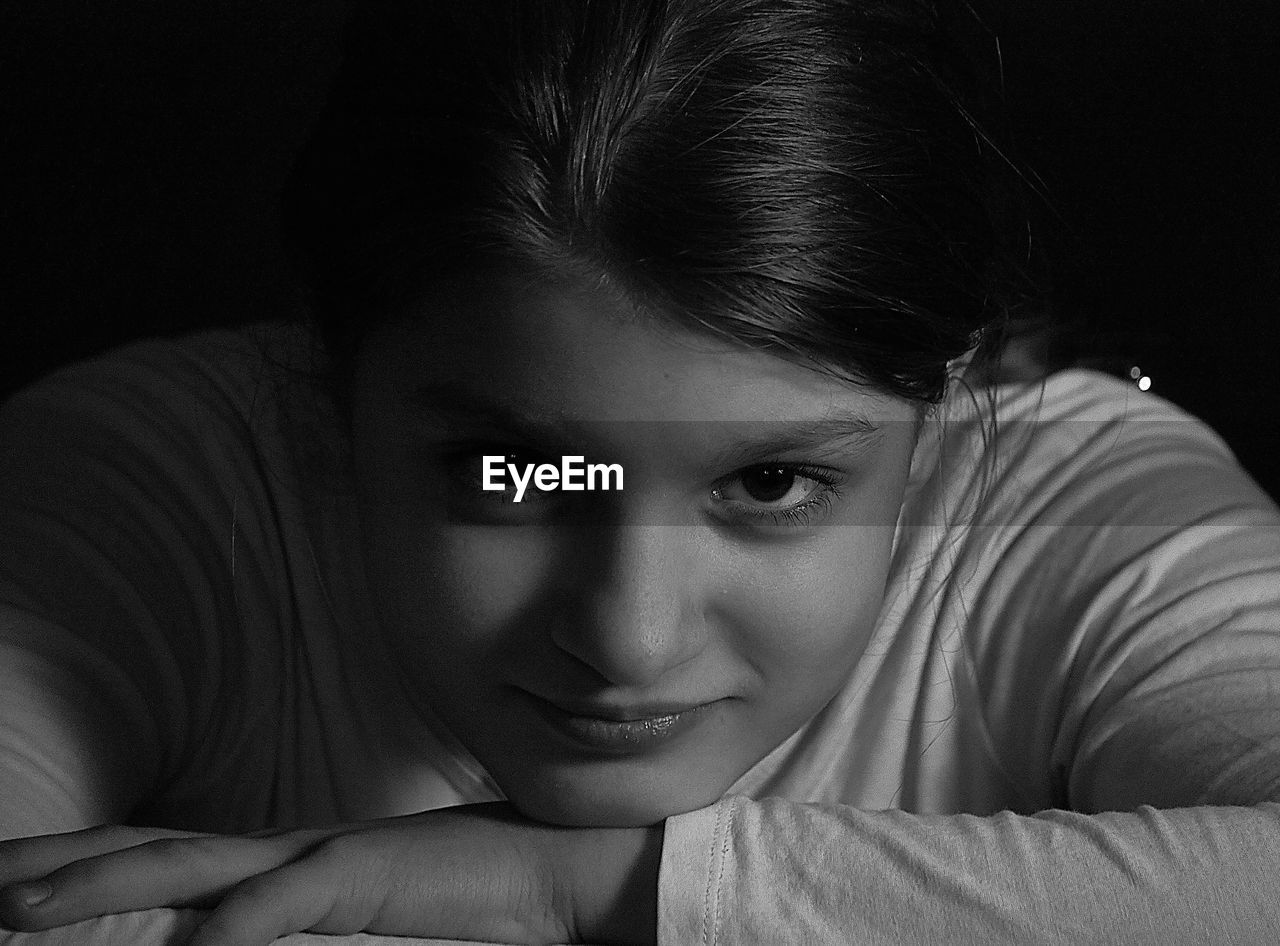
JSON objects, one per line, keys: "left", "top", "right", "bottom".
{"left": 8, "top": 881, "right": 52, "bottom": 908}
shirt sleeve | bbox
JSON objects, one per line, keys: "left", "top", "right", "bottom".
{"left": 659, "top": 376, "right": 1280, "bottom": 944}
{"left": 963, "top": 375, "right": 1280, "bottom": 814}
{"left": 0, "top": 605, "right": 157, "bottom": 837}
{"left": 0, "top": 332, "right": 280, "bottom": 837}
{"left": 660, "top": 797, "right": 1280, "bottom": 943}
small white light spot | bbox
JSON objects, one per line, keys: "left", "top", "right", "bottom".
{"left": 1129, "top": 366, "right": 1142, "bottom": 380}
{"left": 1138, "top": 376, "right": 1152, "bottom": 392}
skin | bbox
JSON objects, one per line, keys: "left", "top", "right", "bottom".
{"left": 0, "top": 268, "right": 928, "bottom": 943}
{"left": 350, "top": 268, "right": 923, "bottom": 827}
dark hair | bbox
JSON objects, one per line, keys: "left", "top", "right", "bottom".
{"left": 282, "top": 0, "right": 1036, "bottom": 407}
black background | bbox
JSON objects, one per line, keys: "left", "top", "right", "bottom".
{"left": 2, "top": 1, "right": 1277, "bottom": 499}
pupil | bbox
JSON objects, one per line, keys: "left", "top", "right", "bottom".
{"left": 742, "top": 466, "right": 795, "bottom": 503}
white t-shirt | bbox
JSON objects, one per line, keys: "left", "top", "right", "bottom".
{"left": 2, "top": 326, "right": 1279, "bottom": 943}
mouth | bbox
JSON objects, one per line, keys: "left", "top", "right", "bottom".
{"left": 519, "top": 690, "right": 722, "bottom": 754}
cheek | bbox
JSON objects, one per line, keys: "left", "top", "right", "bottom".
{"left": 719, "top": 527, "right": 895, "bottom": 696}
{"left": 362, "top": 516, "right": 561, "bottom": 656}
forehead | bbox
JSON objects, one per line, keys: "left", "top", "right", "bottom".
{"left": 358, "top": 270, "right": 916, "bottom": 428}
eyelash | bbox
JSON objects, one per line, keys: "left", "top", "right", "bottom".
{"left": 713, "top": 464, "right": 846, "bottom": 529}
{"left": 441, "top": 446, "right": 846, "bottom": 529}
{"left": 444, "top": 445, "right": 559, "bottom": 505}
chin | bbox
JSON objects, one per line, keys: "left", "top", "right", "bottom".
{"left": 501, "top": 767, "right": 732, "bottom": 827}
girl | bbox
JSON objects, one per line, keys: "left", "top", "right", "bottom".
{"left": 2, "top": 1, "right": 1279, "bottom": 943}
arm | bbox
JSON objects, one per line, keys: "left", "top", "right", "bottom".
{"left": 661, "top": 378, "right": 1280, "bottom": 944}
{"left": 0, "top": 610, "right": 186, "bottom": 945}
{"left": 659, "top": 535, "right": 1280, "bottom": 946}
{"left": 0, "top": 806, "right": 661, "bottom": 945}
{"left": 0, "top": 606, "right": 156, "bottom": 840}
{"left": 661, "top": 797, "right": 1280, "bottom": 944}
{"left": 0, "top": 909, "right": 494, "bottom": 946}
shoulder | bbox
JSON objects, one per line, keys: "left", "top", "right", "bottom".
{"left": 988, "top": 367, "right": 1233, "bottom": 461}
{"left": 0, "top": 326, "right": 325, "bottom": 829}
{"left": 904, "top": 372, "right": 1280, "bottom": 806}
{"left": 957, "top": 367, "right": 1280, "bottom": 674}
{"left": 0, "top": 321, "right": 320, "bottom": 640}
{"left": 0, "top": 322, "right": 328, "bottom": 500}
{"left": 901, "top": 364, "right": 1280, "bottom": 696}
{"left": 3, "top": 322, "right": 298, "bottom": 433}
{"left": 938, "top": 368, "right": 1274, "bottom": 528}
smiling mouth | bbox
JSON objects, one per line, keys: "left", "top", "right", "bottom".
{"left": 520, "top": 691, "right": 721, "bottom": 754}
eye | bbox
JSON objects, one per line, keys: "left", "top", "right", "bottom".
{"left": 711, "top": 463, "right": 845, "bottom": 529}
{"left": 440, "top": 445, "right": 564, "bottom": 523}
{"left": 721, "top": 466, "right": 813, "bottom": 506}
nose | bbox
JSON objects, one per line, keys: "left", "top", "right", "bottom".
{"left": 552, "top": 524, "right": 705, "bottom": 688}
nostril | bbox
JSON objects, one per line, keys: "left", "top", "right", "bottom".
{"left": 548, "top": 525, "right": 706, "bottom": 686}
{"left": 548, "top": 614, "right": 704, "bottom": 689}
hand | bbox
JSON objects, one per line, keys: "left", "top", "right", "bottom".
{"left": 0, "top": 803, "right": 662, "bottom": 945}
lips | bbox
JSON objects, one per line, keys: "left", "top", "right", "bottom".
{"left": 541, "top": 694, "right": 706, "bottom": 720}
{"left": 519, "top": 689, "right": 721, "bottom": 754}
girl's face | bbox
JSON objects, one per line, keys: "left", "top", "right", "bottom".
{"left": 350, "top": 271, "right": 922, "bottom": 826}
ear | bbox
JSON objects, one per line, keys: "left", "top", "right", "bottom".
{"left": 944, "top": 346, "right": 980, "bottom": 395}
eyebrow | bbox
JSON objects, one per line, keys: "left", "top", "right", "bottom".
{"left": 404, "top": 383, "right": 582, "bottom": 446}
{"left": 404, "top": 382, "right": 885, "bottom": 467}
{"left": 710, "top": 416, "right": 884, "bottom": 469}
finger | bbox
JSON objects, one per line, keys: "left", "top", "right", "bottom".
{"left": 0, "top": 830, "right": 332, "bottom": 932}
{"left": 0, "top": 824, "right": 207, "bottom": 888}
{"left": 185, "top": 842, "right": 387, "bottom": 946}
